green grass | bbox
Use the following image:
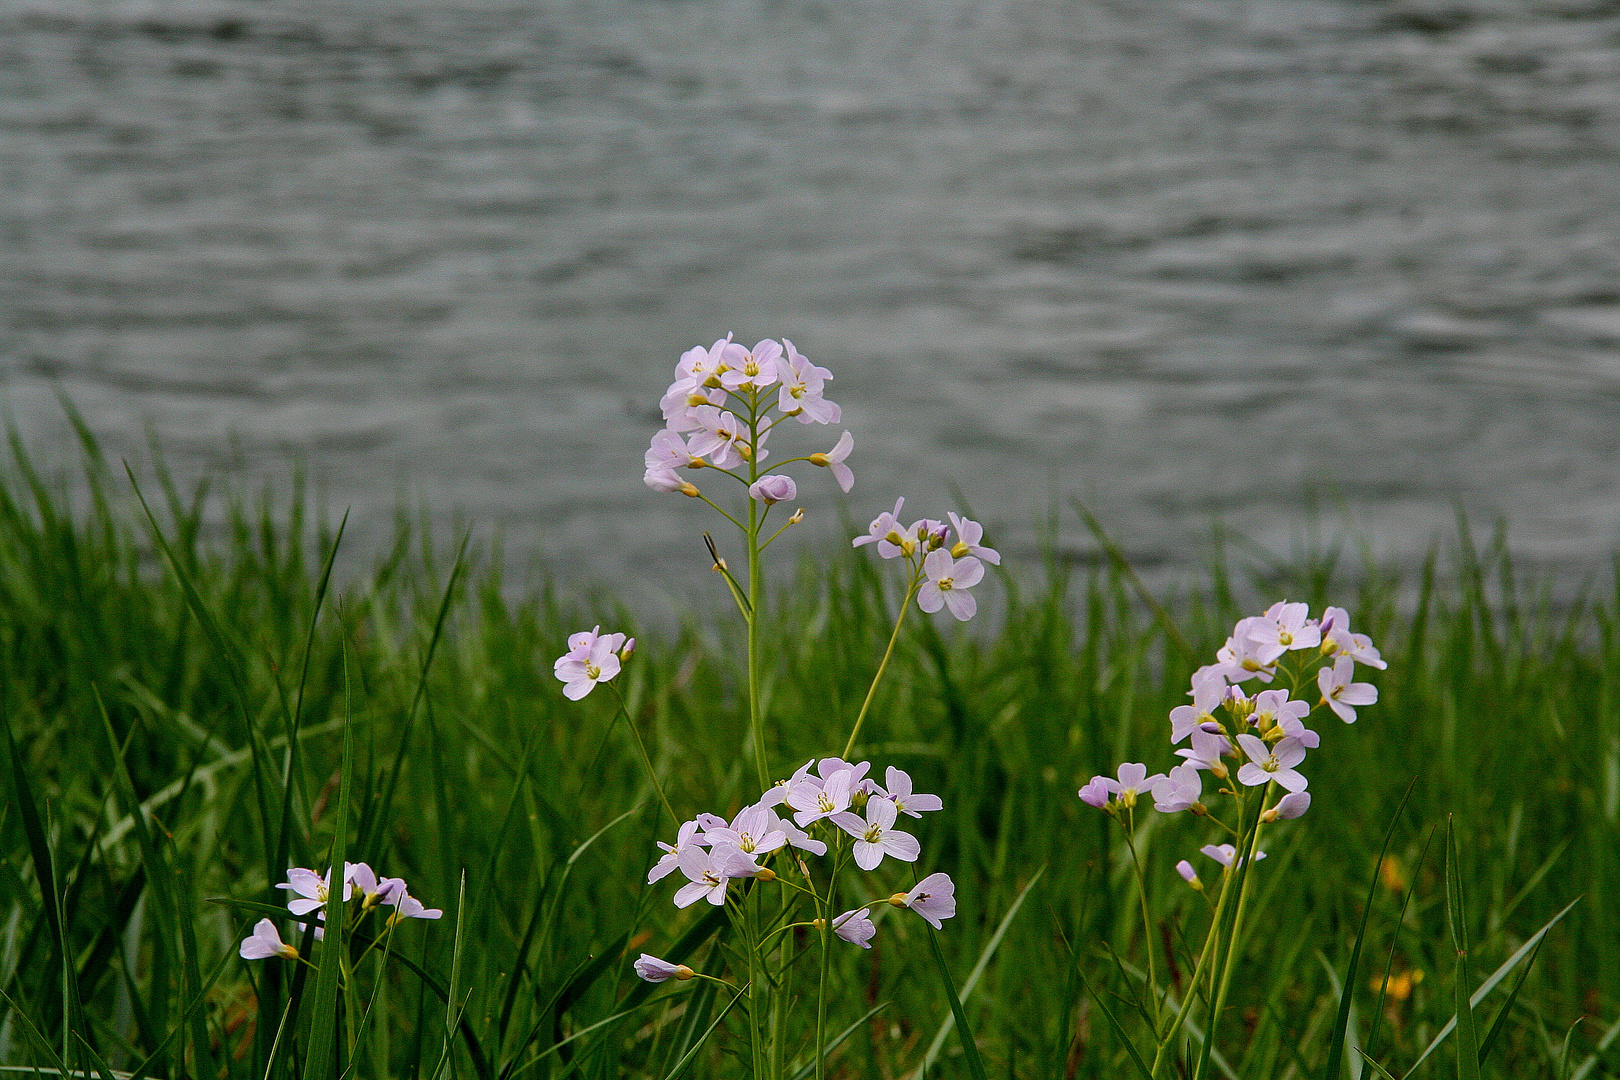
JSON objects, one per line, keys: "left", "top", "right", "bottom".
{"left": 0, "top": 426, "right": 1616, "bottom": 1079}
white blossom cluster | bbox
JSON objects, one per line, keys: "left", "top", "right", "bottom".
{"left": 634, "top": 757, "right": 956, "bottom": 980}
{"left": 1080, "top": 603, "right": 1385, "bottom": 881}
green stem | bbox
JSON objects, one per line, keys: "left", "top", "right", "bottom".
{"left": 1196, "top": 789, "right": 1268, "bottom": 1078}
{"left": 840, "top": 569, "right": 923, "bottom": 759}
{"left": 1123, "top": 810, "right": 1162, "bottom": 1032}
{"left": 1148, "top": 858, "right": 1237, "bottom": 1077}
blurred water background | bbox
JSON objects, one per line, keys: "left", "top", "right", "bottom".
{"left": 4, "top": 0, "right": 1620, "bottom": 613}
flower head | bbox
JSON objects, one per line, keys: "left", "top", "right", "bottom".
{"left": 277, "top": 866, "right": 350, "bottom": 917}
{"left": 719, "top": 339, "right": 783, "bottom": 392}
{"left": 649, "top": 819, "right": 707, "bottom": 883}
{"left": 749, "top": 475, "right": 797, "bottom": 505}
{"left": 809, "top": 431, "right": 854, "bottom": 492}
{"left": 1100, "top": 762, "right": 1166, "bottom": 810}
{"left": 918, "top": 549, "right": 984, "bottom": 621}
{"left": 891, "top": 872, "right": 956, "bottom": 929}
{"left": 1235, "top": 733, "right": 1309, "bottom": 793}
{"left": 853, "top": 498, "right": 909, "bottom": 558}
{"left": 831, "top": 908, "right": 877, "bottom": 949}
{"left": 240, "top": 919, "right": 298, "bottom": 960}
{"left": 946, "top": 513, "right": 1001, "bottom": 566}
{"left": 672, "top": 845, "right": 759, "bottom": 908}
{"left": 832, "top": 797, "right": 920, "bottom": 871}
{"left": 553, "top": 631, "right": 626, "bottom": 700}
{"left": 1262, "top": 790, "right": 1312, "bottom": 822}
{"left": 1170, "top": 670, "right": 1227, "bottom": 744}
{"left": 880, "top": 767, "right": 943, "bottom": 817}
{"left": 1151, "top": 763, "right": 1204, "bottom": 814}
{"left": 702, "top": 805, "right": 788, "bottom": 858}
{"left": 1319, "top": 656, "right": 1378, "bottom": 722}
{"left": 634, "top": 954, "right": 695, "bottom": 982}
{"left": 776, "top": 340, "right": 841, "bottom": 424}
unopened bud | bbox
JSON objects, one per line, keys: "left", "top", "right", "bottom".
{"left": 686, "top": 393, "right": 708, "bottom": 407}
{"left": 738, "top": 443, "right": 753, "bottom": 461}
{"left": 901, "top": 537, "right": 916, "bottom": 557}
{"left": 753, "top": 867, "right": 777, "bottom": 882}
{"left": 812, "top": 917, "right": 825, "bottom": 929}
{"left": 620, "top": 638, "right": 635, "bottom": 660}
{"left": 679, "top": 481, "right": 700, "bottom": 497}
{"left": 788, "top": 509, "right": 805, "bottom": 524}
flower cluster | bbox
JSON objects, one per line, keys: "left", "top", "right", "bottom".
{"left": 853, "top": 500, "right": 1000, "bottom": 621}
{"left": 241, "top": 861, "right": 442, "bottom": 961}
{"left": 553, "top": 625, "right": 634, "bottom": 700}
{"left": 1081, "top": 602, "right": 1384, "bottom": 861}
{"left": 636, "top": 758, "right": 955, "bottom": 978}
{"left": 643, "top": 335, "right": 850, "bottom": 501}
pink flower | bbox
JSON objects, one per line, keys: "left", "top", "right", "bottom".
{"left": 918, "top": 549, "right": 984, "bottom": 621}
{"left": 1252, "top": 601, "right": 1321, "bottom": 653}
{"left": 1318, "top": 656, "right": 1377, "bottom": 722}
{"left": 1263, "top": 791, "right": 1312, "bottom": 822}
{"left": 832, "top": 908, "right": 877, "bottom": 948}
{"left": 720, "top": 339, "right": 783, "bottom": 391}
{"left": 645, "top": 429, "right": 701, "bottom": 492}
{"left": 1151, "top": 763, "right": 1204, "bottom": 813}
{"left": 748, "top": 475, "right": 797, "bottom": 505}
{"left": 553, "top": 631, "right": 626, "bottom": 700}
{"left": 649, "top": 819, "right": 708, "bottom": 884}
{"left": 634, "top": 954, "right": 694, "bottom": 982}
{"left": 853, "top": 497, "right": 909, "bottom": 558}
{"left": 785, "top": 768, "right": 856, "bottom": 828}
{"left": 672, "top": 845, "right": 759, "bottom": 908}
{"left": 277, "top": 866, "right": 350, "bottom": 917}
{"left": 1078, "top": 776, "right": 1111, "bottom": 809}
{"left": 1235, "top": 734, "right": 1309, "bottom": 793}
{"left": 776, "top": 340, "right": 841, "bottom": 424}
{"left": 240, "top": 919, "right": 297, "bottom": 960}
{"left": 832, "top": 797, "right": 920, "bottom": 871}
{"left": 702, "top": 805, "right": 788, "bottom": 858}
{"left": 946, "top": 513, "right": 1001, "bottom": 566}
{"left": 879, "top": 767, "right": 942, "bottom": 817}
{"left": 893, "top": 872, "right": 956, "bottom": 929}
{"left": 810, "top": 431, "right": 854, "bottom": 492}
{"left": 1100, "top": 762, "right": 1166, "bottom": 810}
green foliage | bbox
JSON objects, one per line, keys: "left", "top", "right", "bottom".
{"left": 0, "top": 432, "right": 1613, "bottom": 1078}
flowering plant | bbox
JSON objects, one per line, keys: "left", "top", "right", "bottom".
{"left": 1079, "top": 602, "right": 1384, "bottom": 1076}
{"left": 553, "top": 334, "right": 1001, "bottom": 1077}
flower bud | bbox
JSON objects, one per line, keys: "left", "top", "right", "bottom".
{"left": 1176, "top": 860, "right": 1203, "bottom": 892}
{"left": 620, "top": 638, "right": 635, "bottom": 660}
{"left": 887, "top": 892, "right": 909, "bottom": 908}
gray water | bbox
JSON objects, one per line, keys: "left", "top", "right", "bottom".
{"left": 5, "top": 0, "right": 1620, "bottom": 609}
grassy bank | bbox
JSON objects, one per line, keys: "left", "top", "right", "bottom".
{"left": 0, "top": 432, "right": 1616, "bottom": 1078}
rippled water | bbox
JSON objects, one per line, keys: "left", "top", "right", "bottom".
{"left": 5, "top": 0, "right": 1620, "bottom": 607}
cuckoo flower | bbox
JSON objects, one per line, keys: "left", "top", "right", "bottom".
{"left": 918, "top": 549, "right": 984, "bottom": 621}
{"left": 946, "top": 512, "right": 1002, "bottom": 565}
{"left": 649, "top": 820, "right": 707, "bottom": 884}
{"left": 1171, "top": 669, "right": 1228, "bottom": 744}
{"left": 1201, "top": 843, "right": 1266, "bottom": 869}
{"left": 810, "top": 431, "right": 854, "bottom": 492}
{"left": 853, "top": 497, "right": 909, "bottom": 558}
{"left": 635, "top": 954, "right": 695, "bottom": 982}
{"left": 1101, "top": 762, "right": 1166, "bottom": 810}
{"left": 832, "top": 796, "right": 921, "bottom": 871}
{"left": 749, "top": 474, "right": 797, "bottom": 505}
{"left": 703, "top": 805, "right": 788, "bottom": 858}
{"left": 278, "top": 867, "right": 349, "bottom": 917}
{"left": 553, "top": 632, "right": 625, "bottom": 700}
{"left": 1152, "top": 763, "right": 1204, "bottom": 814}
{"left": 880, "top": 767, "right": 943, "bottom": 817}
{"left": 776, "top": 340, "right": 841, "bottom": 424}
{"left": 1249, "top": 689, "right": 1309, "bottom": 736}
{"left": 832, "top": 908, "right": 877, "bottom": 948}
{"left": 1263, "top": 791, "right": 1313, "bottom": 822}
{"left": 892, "top": 872, "right": 956, "bottom": 929}
{"left": 719, "top": 338, "right": 783, "bottom": 392}
{"left": 1175, "top": 726, "right": 1233, "bottom": 779}
{"left": 1319, "top": 656, "right": 1378, "bottom": 722}
{"left": 785, "top": 767, "right": 856, "bottom": 827}
{"left": 1235, "top": 734, "right": 1309, "bottom": 792}
{"left": 673, "top": 845, "right": 759, "bottom": 908}
{"left": 1253, "top": 601, "right": 1322, "bottom": 652}
{"left": 240, "top": 919, "right": 298, "bottom": 960}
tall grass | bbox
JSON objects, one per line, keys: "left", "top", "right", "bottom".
{"left": 0, "top": 427, "right": 1615, "bottom": 1078}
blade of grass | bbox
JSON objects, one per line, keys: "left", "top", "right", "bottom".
{"left": 661, "top": 981, "right": 750, "bottom": 1080}
{"left": 1477, "top": 937, "right": 1541, "bottom": 1065}
{"left": 303, "top": 653, "right": 357, "bottom": 1080}
{"left": 788, "top": 1003, "right": 889, "bottom": 1080}
{"left": 1401, "top": 895, "right": 1580, "bottom": 1077}
{"left": 1445, "top": 819, "right": 1482, "bottom": 1080}
{"left": 925, "top": 928, "right": 990, "bottom": 1080}
{"left": 1321, "top": 778, "right": 1417, "bottom": 1080}
{"left": 917, "top": 866, "right": 1044, "bottom": 1076}
{"left": 1074, "top": 966, "right": 1155, "bottom": 1080}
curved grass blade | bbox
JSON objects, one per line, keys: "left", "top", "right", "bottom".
{"left": 1445, "top": 819, "right": 1482, "bottom": 1080}
{"left": 926, "top": 928, "right": 990, "bottom": 1080}
{"left": 788, "top": 1003, "right": 889, "bottom": 1080}
{"left": 1400, "top": 895, "right": 1580, "bottom": 1077}
{"left": 1477, "top": 937, "right": 1541, "bottom": 1065}
{"left": 1321, "top": 777, "right": 1416, "bottom": 1080}
{"left": 1074, "top": 966, "right": 1154, "bottom": 1080}
{"left": 917, "top": 866, "right": 1044, "bottom": 1076}
{"left": 661, "top": 981, "right": 751, "bottom": 1080}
